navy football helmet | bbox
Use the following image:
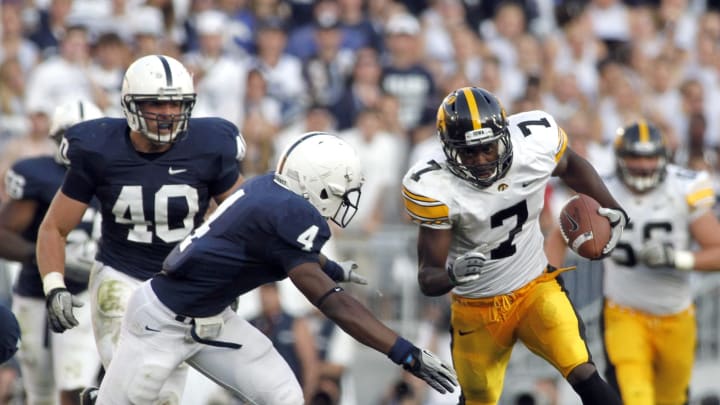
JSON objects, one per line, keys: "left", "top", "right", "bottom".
{"left": 437, "top": 87, "right": 512, "bottom": 188}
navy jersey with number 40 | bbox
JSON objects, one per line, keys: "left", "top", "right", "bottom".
{"left": 153, "top": 173, "right": 331, "bottom": 317}
{"left": 61, "top": 117, "right": 243, "bottom": 280}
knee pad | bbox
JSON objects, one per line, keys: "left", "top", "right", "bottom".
{"left": 128, "top": 364, "right": 177, "bottom": 405}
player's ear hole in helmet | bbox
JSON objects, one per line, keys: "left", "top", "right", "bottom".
{"left": 49, "top": 99, "right": 104, "bottom": 165}
{"left": 437, "top": 87, "right": 513, "bottom": 188}
{"left": 614, "top": 120, "right": 669, "bottom": 193}
{"left": 274, "top": 132, "right": 365, "bottom": 228}
{"left": 121, "top": 54, "right": 197, "bottom": 145}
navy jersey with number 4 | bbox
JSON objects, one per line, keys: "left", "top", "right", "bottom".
{"left": 6, "top": 156, "right": 95, "bottom": 297}
{"left": 153, "top": 173, "right": 331, "bottom": 317}
{"left": 61, "top": 117, "right": 243, "bottom": 280}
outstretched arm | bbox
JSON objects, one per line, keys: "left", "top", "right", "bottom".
{"left": 289, "top": 262, "right": 458, "bottom": 394}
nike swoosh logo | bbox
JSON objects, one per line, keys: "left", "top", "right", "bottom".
{"left": 458, "top": 329, "right": 476, "bottom": 336}
{"left": 168, "top": 167, "right": 187, "bottom": 175}
{"left": 563, "top": 211, "right": 580, "bottom": 232}
{"left": 145, "top": 325, "right": 161, "bottom": 332}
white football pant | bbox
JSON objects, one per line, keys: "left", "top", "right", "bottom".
{"left": 97, "top": 281, "right": 303, "bottom": 405}
{"left": 88, "top": 263, "right": 188, "bottom": 404}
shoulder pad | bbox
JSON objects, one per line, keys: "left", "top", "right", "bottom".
{"left": 508, "top": 110, "right": 568, "bottom": 163}
{"left": 402, "top": 160, "right": 452, "bottom": 228}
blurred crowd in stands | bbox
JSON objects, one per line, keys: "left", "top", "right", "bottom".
{"left": 3, "top": 0, "right": 720, "bottom": 403}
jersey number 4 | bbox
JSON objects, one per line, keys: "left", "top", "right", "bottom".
{"left": 112, "top": 185, "right": 199, "bottom": 243}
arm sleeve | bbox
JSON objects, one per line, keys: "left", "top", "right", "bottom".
{"left": 268, "top": 201, "right": 332, "bottom": 274}
{"left": 209, "top": 124, "right": 245, "bottom": 197}
{"left": 685, "top": 170, "right": 715, "bottom": 221}
{"left": 60, "top": 138, "right": 98, "bottom": 203}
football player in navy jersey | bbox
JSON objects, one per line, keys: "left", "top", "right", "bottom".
{"left": 93, "top": 132, "right": 458, "bottom": 404}
{"left": 35, "top": 55, "right": 247, "bottom": 404}
{"left": 0, "top": 100, "right": 104, "bottom": 405}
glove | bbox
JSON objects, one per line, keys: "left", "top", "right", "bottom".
{"left": 639, "top": 240, "right": 695, "bottom": 271}
{"left": 388, "top": 337, "right": 458, "bottom": 394}
{"left": 337, "top": 261, "right": 368, "bottom": 285}
{"left": 447, "top": 251, "right": 486, "bottom": 285}
{"left": 597, "top": 207, "right": 629, "bottom": 256}
{"left": 64, "top": 240, "right": 97, "bottom": 283}
{"left": 402, "top": 347, "right": 458, "bottom": 394}
{"left": 45, "top": 288, "right": 83, "bottom": 333}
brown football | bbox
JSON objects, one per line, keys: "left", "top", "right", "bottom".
{"left": 559, "top": 194, "right": 612, "bottom": 260}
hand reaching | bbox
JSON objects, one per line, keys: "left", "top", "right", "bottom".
{"left": 402, "top": 347, "right": 458, "bottom": 394}
{"left": 337, "top": 261, "right": 368, "bottom": 285}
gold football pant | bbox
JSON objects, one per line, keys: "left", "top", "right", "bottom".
{"left": 451, "top": 268, "right": 591, "bottom": 405}
{"left": 603, "top": 300, "right": 695, "bottom": 405}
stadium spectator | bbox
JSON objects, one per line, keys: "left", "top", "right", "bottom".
{"left": 184, "top": 9, "right": 247, "bottom": 127}
{"left": 27, "top": 0, "right": 73, "bottom": 56}
{"left": 0, "top": 0, "right": 39, "bottom": 73}
{"left": 0, "top": 58, "right": 29, "bottom": 144}
{"left": 251, "top": 17, "right": 306, "bottom": 125}
{"left": 302, "top": 12, "right": 355, "bottom": 108}
{"left": 241, "top": 68, "right": 282, "bottom": 177}
{"left": 86, "top": 32, "right": 130, "bottom": 116}
{"left": 331, "top": 46, "right": 384, "bottom": 131}
{"left": 402, "top": 87, "right": 626, "bottom": 405}
{"left": 24, "top": 25, "right": 97, "bottom": 117}
{"left": 380, "top": 12, "right": 436, "bottom": 132}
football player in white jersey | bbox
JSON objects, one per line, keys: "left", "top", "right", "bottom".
{"left": 598, "top": 121, "right": 720, "bottom": 405}
{"left": 401, "top": 87, "right": 627, "bottom": 405}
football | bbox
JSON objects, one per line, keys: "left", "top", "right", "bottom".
{"left": 559, "top": 194, "right": 612, "bottom": 260}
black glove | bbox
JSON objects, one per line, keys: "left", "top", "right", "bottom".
{"left": 388, "top": 337, "right": 458, "bottom": 394}
{"left": 45, "top": 288, "right": 83, "bottom": 333}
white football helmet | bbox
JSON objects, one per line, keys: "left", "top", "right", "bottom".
{"left": 274, "top": 132, "right": 364, "bottom": 227}
{"left": 49, "top": 99, "right": 104, "bottom": 165}
{"left": 121, "top": 54, "right": 196, "bottom": 144}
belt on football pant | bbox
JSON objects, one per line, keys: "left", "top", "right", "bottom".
{"left": 174, "top": 314, "right": 242, "bottom": 349}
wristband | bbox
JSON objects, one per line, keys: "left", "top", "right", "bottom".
{"left": 388, "top": 336, "right": 414, "bottom": 365}
{"left": 321, "top": 259, "right": 344, "bottom": 281}
{"left": 42, "top": 272, "right": 66, "bottom": 296}
{"left": 674, "top": 250, "right": 695, "bottom": 271}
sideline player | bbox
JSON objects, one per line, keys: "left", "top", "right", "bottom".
{"left": 95, "top": 132, "right": 458, "bottom": 404}
{"left": 36, "top": 55, "right": 246, "bottom": 404}
{"left": 0, "top": 100, "right": 104, "bottom": 405}
{"left": 402, "top": 87, "right": 626, "bottom": 404}
{"left": 553, "top": 121, "right": 720, "bottom": 404}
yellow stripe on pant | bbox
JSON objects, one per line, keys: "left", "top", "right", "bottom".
{"left": 451, "top": 267, "right": 590, "bottom": 404}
